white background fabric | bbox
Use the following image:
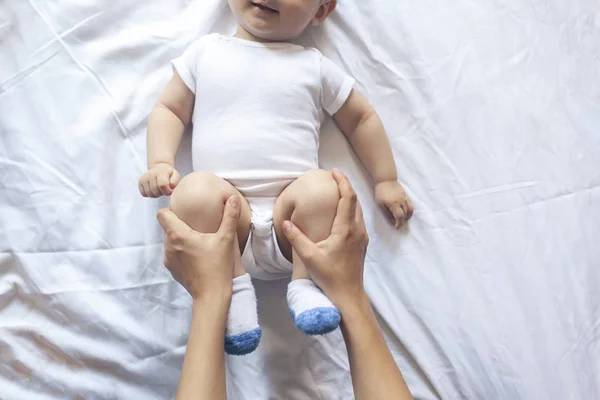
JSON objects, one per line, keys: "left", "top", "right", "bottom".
{"left": 1, "top": 1, "right": 599, "bottom": 399}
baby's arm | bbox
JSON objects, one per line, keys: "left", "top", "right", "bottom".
{"left": 139, "top": 72, "right": 194, "bottom": 198}
{"left": 334, "top": 90, "right": 413, "bottom": 228}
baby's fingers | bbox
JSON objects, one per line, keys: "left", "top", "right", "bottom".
{"left": 399, "top": 201, "right": 408, "bottom": 222}
{"left": 388, "top": 203, "right": 406, "bottom": 229}
{"left": 157, "top": 173, "right": 173, "bottom": 196}
{"left": 141, "top": 179, "right": 153, "bottom": 198}
{"left": 138, "top": 178, "right": 147, "bottom": 197}
{"left": 138, "top": 175, "right": 149, "bottom": 197}
{"left": 147, "top": 176, "right": 162, "bottom": 197}
{"left": 405, "top": 198, "right": 414, "bottom": 220}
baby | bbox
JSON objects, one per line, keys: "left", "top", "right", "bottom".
{"left": 139, "top": 0, "right": 413, "bottom": 356}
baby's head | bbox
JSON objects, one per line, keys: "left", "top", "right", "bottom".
{"left": 228, "top": 0, "right": 337, "bottom": 42}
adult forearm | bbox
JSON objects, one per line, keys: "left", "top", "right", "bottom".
{"left": 147, "top": 104, "right": 186, "bottom": 168}
{"left": 175, "top": 295, "right": 231, "bottom": 400}
{"left": 347, "top": 112, "right": 398, "bottom": 184}
{"left": 340, "top": 294, "right": 413, "bottom": 400}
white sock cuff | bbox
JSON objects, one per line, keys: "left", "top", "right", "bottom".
{"left": 287, "top": 279, "right": 334, "bottom": 316}
{"left": 233, "top": 273, "right": 253, "bottom": 291}
{"left": 227, "top": 274, "right": 258, "bottom": 336}
{"left": 288, "top": 278, "right": 318, "bottom": 292}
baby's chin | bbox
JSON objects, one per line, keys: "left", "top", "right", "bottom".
{"left": 241, "top": 21, "right": 305, "bottom": 42}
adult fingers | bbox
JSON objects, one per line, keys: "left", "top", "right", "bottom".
{"left": 217, "top": 196, "right": 240, "bottom": 242}
{"left": 283, "top": 221, "right": 319, "bottom": 262}
{"left": 354, "top": 198, "right": 367, "bottom": 230}
{"left": 331, "top": 169, "right": 358, "bottom": 225}
{"left": 352, "top": 199, "right": 369, "bottom": 248}
{"left": 157, "top": 173, "right": 172, "bottom": 196}
{"left": 388, "top": 203, "right": 405, "bottom": 229}
{"left": 170, "top": 169, "right": 181, "bottom": 188}
{"left": 157, "top": 208, "right": 192, "bottom": 236}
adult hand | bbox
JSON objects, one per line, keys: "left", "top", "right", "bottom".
{"left": 285, "top": 170, "right": 413, "bottom": 400}
{"left": 157, "top": 195, "right": 240, "bottom": 300}
{"left": 282, "top": 169, "right": 369, "bottom": 310}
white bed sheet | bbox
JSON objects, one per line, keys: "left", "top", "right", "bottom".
{"left": 1, "top": 0, "right": 599, "bottom": 399}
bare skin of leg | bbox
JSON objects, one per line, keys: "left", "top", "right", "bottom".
{"left": 273, "top": 169, "right": 340, "bottom": 280}
{"left": 170, "top": 171, "right": 252, "bottom": 278}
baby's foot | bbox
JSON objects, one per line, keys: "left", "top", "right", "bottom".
{"left": 225, "top": 274, "right": 261, "bottom": 355}
{"left": 287, "top": 279, "right": 341, "bottom": 335}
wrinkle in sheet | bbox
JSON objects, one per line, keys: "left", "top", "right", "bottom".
{"left": 367, "top": 265, "right": 465, "bottom": 398}
{"left": 457, "top": 181, "right": 539, "bottom": 199}
{"left": 0, "top": 19, "right": 12, "bottom": 41}
{"left": 25, "top": 0, "right": 144, "bottom": 170}
{"left": 4, "top": 242, "right": 162, "bottom": 255}
{"left": 26, "top": 150, "right": 84, "bottom": 196}
{"left": 468, "top": 184, "right": 600, "bottom": 221}
{"left": 6, "top": 280, "right": 172, "bottom": 296}
{"left": 0, "top": 51, "right": 60, "bottom": 94}
{"left": 374, "top": 308, "right": 443, "bottom": 400}
{"left": 7, "top": 327, "right": 167, "bottom": 399}
{"left": 6, "top": 305, "right": 176, "bottom": 366}
{"left": 29, "top": 11, "right": 104, "bottom": 59}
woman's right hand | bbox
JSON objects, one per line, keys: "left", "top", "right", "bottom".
{"left": 283, "top": 168, "right": 369, "bottom": 311}
{"left": 138, "top": 162, "right": 181, "bottom": 197}
{"left": 285, "top": 170, "right": 414, "bottom": 400}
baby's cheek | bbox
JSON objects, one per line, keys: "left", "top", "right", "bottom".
{"left": 283, "top": 2, "right": 315, "bottom": 27}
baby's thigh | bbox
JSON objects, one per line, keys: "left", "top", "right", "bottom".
{"left": 273, "top": 169, "right": 340, "bottom": 260}
{"left": 170, "top": 171, "right": 251, "bottom": 250}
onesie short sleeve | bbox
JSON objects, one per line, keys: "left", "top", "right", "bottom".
{"left": 320, "top": 56, "right": 356, "bottom": 115}
{"left": 171, "top": 37, "right": 207, "bottom": 94}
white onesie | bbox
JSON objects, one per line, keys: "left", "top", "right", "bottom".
{"left": 172, "top": 34, "right": 355, "bottom": 280}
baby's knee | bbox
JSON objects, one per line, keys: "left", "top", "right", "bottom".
{"left": 170, "top": 171, "right": 233, "bottom": 232}
{"left": 293, "top": 170, "right": 339, "bottom": 218}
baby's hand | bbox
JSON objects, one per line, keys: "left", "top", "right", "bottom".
{"left": 138, "top": 163, "right": 180, "bottom": 198}
{"left": 375, "top": 180, "right": 413, "bottom": 229}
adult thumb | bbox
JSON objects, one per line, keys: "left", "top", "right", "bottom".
{"left": 283, "top": 221, "right": 317, "bottom": 260}
{"left": 157, "top": 208, "right": 190, "bottom": 235}
{"left": 217, "top": 196, "right": 240, "bottom": 242}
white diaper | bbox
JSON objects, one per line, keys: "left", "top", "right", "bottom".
{"left": 241, "top": 196, "right": 293, "bottom": 281}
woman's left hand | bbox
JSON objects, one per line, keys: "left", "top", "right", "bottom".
{"left": 157, "top": 196, "right": 241, "bottom": 301}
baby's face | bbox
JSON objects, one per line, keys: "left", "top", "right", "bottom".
{"left": 228, "top": 0, "right": 334, "bottom": 41}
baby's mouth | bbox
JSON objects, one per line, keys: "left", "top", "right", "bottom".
{"left": 251, "top": 2, "right": 278, "bottom": 13}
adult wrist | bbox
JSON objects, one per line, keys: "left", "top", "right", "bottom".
{"left": 190, "top": 293, "right": 231, "bottom": 333}
{"left": 333, "top": 288, "right": 371, "bottom": 316}
{"left": 339, "top": 292, "right": 375, "bottom": 331}
{"left": 192, "top": 288, "right": 232, "bottom": 311}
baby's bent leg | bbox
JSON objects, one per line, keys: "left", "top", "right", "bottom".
{"left": 170, "top": 172, "right": 260, "bottom": 355}
{"left": 273, "top": 170, "right": 340, "bottom": 276}
{"left": 274, "top": 169, "right": 341, "bottom": 335}
{"left": 170, "top": 171, "right": 251, "bottom": 274}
